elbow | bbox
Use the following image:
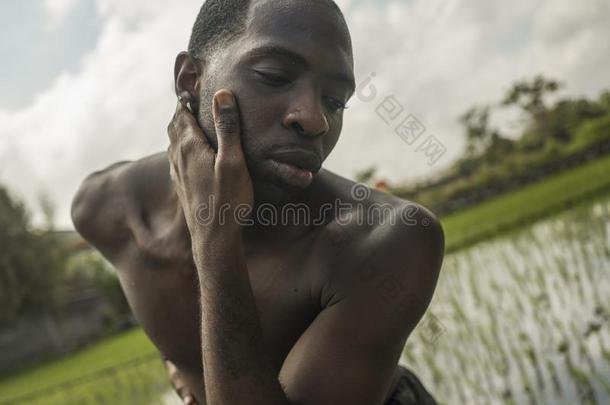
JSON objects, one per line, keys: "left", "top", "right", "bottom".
{"left": 71, "top": 161, "right": 131, "bottom": 256}
{"left": 71, "top": 169, "right": 120, "bottom": 242}
{"left": 70, "top": 174, "right": 98, "bottom": 239}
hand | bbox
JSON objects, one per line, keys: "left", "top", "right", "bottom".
{"left": 164, "top": 359, "right": 199, "bottom": 405}
{"left": 167, "top": 90, "right": 254, "bottom": 244}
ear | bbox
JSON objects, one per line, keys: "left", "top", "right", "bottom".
{"left": 174, "top": 51, "right": 201, "bottom": 101}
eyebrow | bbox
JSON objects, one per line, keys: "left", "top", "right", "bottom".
{"left": 245, "top": 45, "right": 356, "bottom": 93}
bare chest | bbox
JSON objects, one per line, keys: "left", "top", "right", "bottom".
{"left": 117, "top": 240, "right": 322, "bottom": 374}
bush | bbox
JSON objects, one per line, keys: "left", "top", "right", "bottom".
{"left": 0, "top": 186, "right": 65, "bottom": 320}
{"left": 64, "top": 251, "right": 129, "bottom": 316}
{"left": 568, "top": 114, "right": 610, "bottom": 154}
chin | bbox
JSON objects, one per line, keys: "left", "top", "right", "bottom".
{"left": 251, "top": 177, "right": 305, "bottom": 207}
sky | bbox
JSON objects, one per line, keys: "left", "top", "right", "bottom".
{"left": 1, "top": 0, "right": 609, "bottom": 229}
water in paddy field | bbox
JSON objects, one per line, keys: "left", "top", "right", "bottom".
{"left": 403, "top": 196, "right": 610, "bottom": 405}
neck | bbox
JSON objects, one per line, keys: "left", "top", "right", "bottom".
{"left": 242, "top": 175, "right": 330, "bottom": 246}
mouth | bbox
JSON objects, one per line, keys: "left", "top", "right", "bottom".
{"left": 268, "top": 149, "right": 322, "bottom": 173}
{"left": 264, "top": 148, "right": 322, "bottom": 189}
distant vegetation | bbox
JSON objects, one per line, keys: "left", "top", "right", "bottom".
{"left": 441, "top": 154, "right": 610, "bottom": 252}
{"left": 0, "top": 185, "right": 127, "bottom": 323}
{"left": 0, "top": 186, "right": 64, "bottom": 320}
{"left": 363, "top": 76, "right": 610, "bottom": 215}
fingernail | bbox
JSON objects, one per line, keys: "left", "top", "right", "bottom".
{"left": 216, "top": 91, "right": 234, "bottom": 109}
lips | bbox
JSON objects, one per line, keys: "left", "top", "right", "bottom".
{"left": 265, "top": 148, "right": 322, "bottom": 189}
{"left": 267, "top": 149, "right": 322, "bottom": 174}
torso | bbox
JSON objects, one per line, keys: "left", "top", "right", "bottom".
{"left": 105, "top": 159, "right": 404, "bottom": 404}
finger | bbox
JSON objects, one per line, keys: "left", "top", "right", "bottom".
{"left": 168, "top": 100, "right": 190, "bottom": 144}
{"left": 183, "top": 394, "right": 198, "bottom": 404}
{"left": 212, "top": 90, "right": 245, "bottom": 166}
{"left": 168, "top": 155, "right": 177, "bottom": 184}
{"left": 178, "top": 91, "right": 194, "bottom": 113}
{"left": 164, "top": 359, "right": 178, "bottom": 376}
{"left": 169, "top": 99, "right": 210, "bottom": 148}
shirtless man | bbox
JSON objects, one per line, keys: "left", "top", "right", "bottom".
{"left": 71, "top": 0, "right": 444, "bottom": 404}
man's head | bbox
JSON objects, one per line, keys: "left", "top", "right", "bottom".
{"left": 174, "top": 0, "right": 354, "bottom": 203}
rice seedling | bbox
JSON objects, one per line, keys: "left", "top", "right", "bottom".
{"left": 403, "top": 196, "right": 610, "bottom": 404}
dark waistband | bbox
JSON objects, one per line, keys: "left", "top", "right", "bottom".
{"left": 385, "top": 365, "right": 438, "bottom": 405}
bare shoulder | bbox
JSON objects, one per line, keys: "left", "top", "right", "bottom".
{"left": 316, "top": 170, "right": 445, "bottom": 312}
{"left": 279, "top": 172, "right": 444, "bottom": 404}
{"left": 70, "top": 151, "right": 178, "bottom": 264}
{"left": 317, "top": 169, "right": 444, "bottom": 254}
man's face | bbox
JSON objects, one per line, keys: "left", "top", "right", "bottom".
{"left": 194, "top": 0, "right": 355, "bottom": 202}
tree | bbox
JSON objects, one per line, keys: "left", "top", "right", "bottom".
{"left": 460, "top": 105, "right": 492, "bottom": 157}
{"left": 38, "top": 189, "right": 57, "bottom": 232}
{"left": 502, "top": 75, "right": 565, "bottom": 143}
{"left": 544, "top": 98, "right": 607, "bottom": 143}
{"left": 459, "top": 105, "right": 510, "bottom": 158}
{"left": 355, "top": 166, "right": 377, "bottom": 184}
{"left": 0, "top": 184, "right": 65, "bottom": 320}
{"left": 502, "top": 75, "right": 562, "bottom": 115}
{"left": 599, "top": 90, "right": 610, "bottom": 112}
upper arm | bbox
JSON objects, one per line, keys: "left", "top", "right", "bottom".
{"left": 279, "top": 205, "right": 444, "bottom": 404}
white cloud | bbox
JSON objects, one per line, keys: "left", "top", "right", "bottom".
{"left": 43, "top": 0, "right": 79, "bottom": 29}
{"left": 1, "top": 0, "right": 609, "bottom": 228}
{"left": 325, "top": 0, "right": 610, "bottom": 182}
{"left": 1, "top": 0, "right": 200, "bottom": 227}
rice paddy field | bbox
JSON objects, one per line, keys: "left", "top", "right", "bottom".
{"left": 403, "top": 194, "right": 610, "bottom": 404}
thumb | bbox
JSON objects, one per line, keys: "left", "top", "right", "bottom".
{"left": 212, "top": 90, "right": 244, "bottom": 165}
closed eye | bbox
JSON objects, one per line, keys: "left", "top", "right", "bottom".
{"left": 324, "top": 97, "right": 348, "bottom": 113}
{"left": 254, "top": 70, "right": 291, "bottom": 87}
{"left": 254, "top": 70, "right": 348, "bottom": 113}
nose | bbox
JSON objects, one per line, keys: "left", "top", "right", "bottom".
{"left": 282, "top": 94, "right": 330, "bottom": 138}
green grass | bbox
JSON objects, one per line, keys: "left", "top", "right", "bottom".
{"left": 0, "top": 329, "right": 159, "bottom": 402}
{"left": 441, "top": 153, "right": 610, "bottom": 252}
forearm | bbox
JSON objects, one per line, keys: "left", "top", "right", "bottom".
{"left": 194, "top": 234, "right": 290, "bottom": 405}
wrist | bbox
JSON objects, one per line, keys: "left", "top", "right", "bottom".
{"left": 191, "top": 224, "right": 244, "bottom": 261}
{"left": 187, "top": 196, "right": 251, "bottom": 230}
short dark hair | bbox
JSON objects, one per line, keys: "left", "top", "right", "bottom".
{"left": 188, "top": 0, "right": 346, "bottom": 62}
{"left": 188, "top": 0, "right": 251, "bottom": 61}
